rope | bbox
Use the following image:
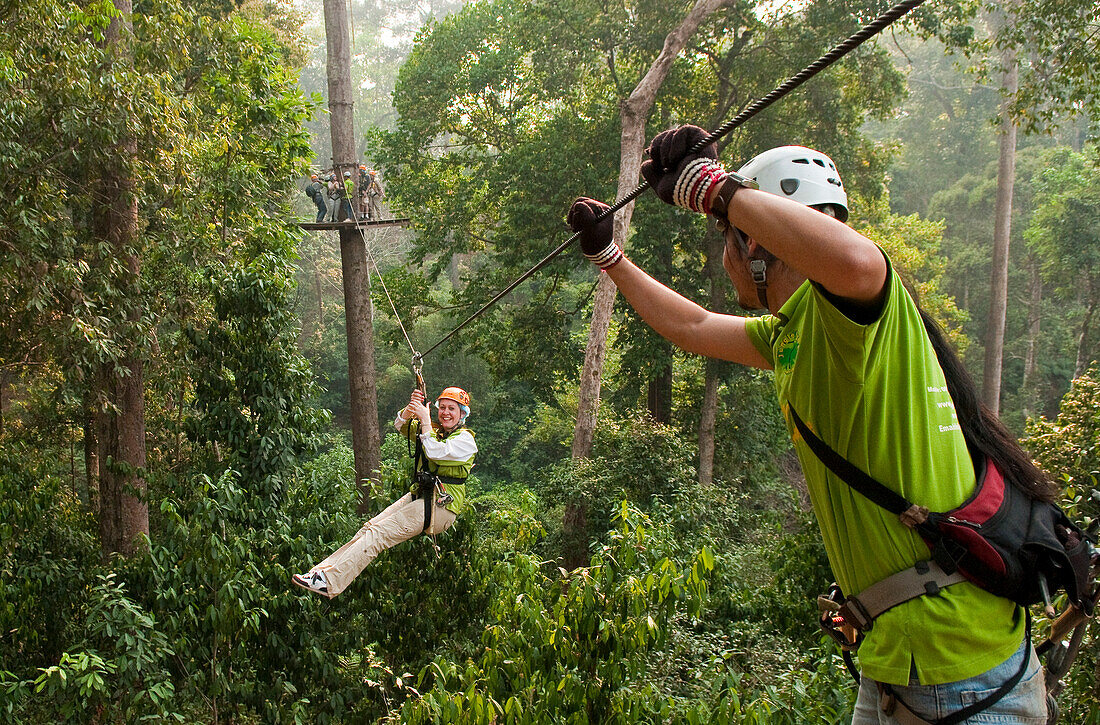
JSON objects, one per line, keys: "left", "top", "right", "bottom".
{"left": 342, "top": 190, "right": 420, "bottom": 358}
{"left": 417, "top": 0, "right": 928, "bottom": 359}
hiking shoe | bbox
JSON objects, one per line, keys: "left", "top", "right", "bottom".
{"left": 292, "top": 570, "right": 329, "bottom": 596}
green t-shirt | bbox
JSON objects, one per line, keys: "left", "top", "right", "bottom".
{"left": 744, "top": 260, "right": 1023, "bottom": 686}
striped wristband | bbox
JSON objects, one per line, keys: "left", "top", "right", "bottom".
{"left": 584, "top": 242, "right": 624, "bottom": 271}
{"left": 672, "top": 158, "right": 728, "bottom": 214}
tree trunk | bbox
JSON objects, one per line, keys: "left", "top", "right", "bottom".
{"left": 1020, "top": 255, "right": 1041, "bottom": 418}
{"left": 340, "top": 229, "right": 382, "bottom": 514}
{"left": 567, "top": 0, "right": 730, "bottom": 565}
{"left": 95, "top": 0, "right": 148, "bottom": 558}
{"left": 698, "top": 229, "right": 728, "bottom": 486}
{"left": 325, "top": 0, "right": 380, "bottom": 511}
{"left": 96, "top": 356, "right": 148, "bottom": 557}
{"left": 572, "top": 0, "right": 730, "bottom": 459}
{"left": 982, "top": 17, "right": 1018, "bottom": 415}
{"left": 572, "top": 275, "right": 618, "bottom": 460}
{"left": 647, "top": 363, "right": 672, "bottom": 424}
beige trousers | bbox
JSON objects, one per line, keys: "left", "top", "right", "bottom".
{"left": 313, "top": 493, "right": 456, "bottom": 598}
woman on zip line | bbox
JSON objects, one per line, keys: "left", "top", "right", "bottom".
{"left": 568, "top": 125, "right": 1052, "bottom": 723}
{"left": 294, "top": 386, "right": 476, "bottom": 598}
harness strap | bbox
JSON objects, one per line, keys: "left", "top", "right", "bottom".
{"left": 789, "top": 405, "right": 914, "bottom": 517}
{"left": 418, "top": 473, "right": 435, "bottom": 532}
{"left": 876, "top": 617, "right": 1032, "bottom": 725}
{"left": 840, "top": 560, "right": 968, "bottom": 631}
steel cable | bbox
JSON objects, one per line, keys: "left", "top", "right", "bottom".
{"left": 418, "top": 0, "right": 929, "bottom": 359}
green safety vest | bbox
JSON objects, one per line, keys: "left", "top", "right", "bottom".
{"left": 401, "top": 418, "right": 474, "bottom": 515}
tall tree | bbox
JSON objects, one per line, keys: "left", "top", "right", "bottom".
{"left": 324, "top": 0, "right": 381, "bottom": 511}
{"left": 982, "top": 6, "right": 1019, "bottom": 414}
{"left": 93, "top": 0, "right": 148, "bottom": 557}
{"left": 572, "top": 0, "right": 732, "bottom": 459}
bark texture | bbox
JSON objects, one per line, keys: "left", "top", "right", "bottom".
{"left": 325, "top": 0, "right": 381, "bottom": 510}
{"left": 982, "top": 15, "right": 1019, "bottom": 415}
{"left": 95, "top": 0, "right": 148, "bottom": 558}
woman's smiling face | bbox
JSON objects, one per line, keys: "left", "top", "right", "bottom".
{"left": 436, "top": 398, "right": 462, "bottom": 428}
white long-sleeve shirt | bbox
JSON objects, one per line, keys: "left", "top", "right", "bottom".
{"left": 393, "top": 412, "right": 477, "bottom": 463}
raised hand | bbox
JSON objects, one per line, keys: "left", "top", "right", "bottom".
{"left": 641, "top": 124, "right": 727, "bottom": 214}
{"left": 567, "top": 197, "right": 622, "bottom": 270}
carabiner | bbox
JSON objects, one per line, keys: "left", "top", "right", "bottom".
{"left": 412, "top": 352, "right": 426, "bottom": 398}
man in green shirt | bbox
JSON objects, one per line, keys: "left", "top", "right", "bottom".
{"left": 568, "top": 125, "right": 1049, "bottom": 723}
{"left": 340, "top": 170, "right": 355, "bottom": 222}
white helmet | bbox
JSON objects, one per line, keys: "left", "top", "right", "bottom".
{"left": 737, "top": 145, "right": 847, "bottom": 222}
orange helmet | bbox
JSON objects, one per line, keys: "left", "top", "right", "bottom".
{"left": 436, "top": 387, "right": 470, "bottom": 408}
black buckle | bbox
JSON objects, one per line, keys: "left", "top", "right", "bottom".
{"left": 749, "top": 259, "right": 767, "bottom": 284}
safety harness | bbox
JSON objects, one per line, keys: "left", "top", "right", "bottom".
{"left": 790, "top": 405, "right": 1098, "bottom": 724}
{"left": 409, "top": 430, "right": 462, "bottom": 531}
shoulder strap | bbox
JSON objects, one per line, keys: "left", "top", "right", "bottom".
{"left": 407, "top": 419, "right": 429, "bottom": 473}
{"left": 788, "top": 405, "right": 914, "bottom": 517}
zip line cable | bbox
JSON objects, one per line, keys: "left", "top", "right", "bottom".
{"left": 415, "top": 0, "right": 929, "bottom": 360}
{"left": 343, "top": 200, "right": 419, "bottom": 360}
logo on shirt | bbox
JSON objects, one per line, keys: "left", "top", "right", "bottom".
{"left": 776, "top": 332, "right": 799, "bottom": 371}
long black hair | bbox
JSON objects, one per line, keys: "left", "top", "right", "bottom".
{"left": 919, "top": 308, "right": 1059, "bottom": 503}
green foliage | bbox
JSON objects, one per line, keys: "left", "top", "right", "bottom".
{"left": 185, "top": 253, "right": 330, "bottom": 497}
{"left": 0, "top": 446, "right": 97, "bottom": 675}
{"left": 539, "top": 412, "right": 699, "bottom": 559}
{"left": 144, "top": 466, "right": 373, "bottom": 723}
{"left": 998, "top": 0, "right": 1100, "bottom": 136}
{"left": 395, "top": 504, "right": 715, "bottom": 724}
{"left": 1023, "top": 363, "right": 1100, "bottom": 721}
{"left": 1024, "top": 144, "right": 1100, "bottom": 381}
{"left": 28, "top": 574, "right": 177, "bottom": 723}
{"left": 1024, "top": 362, "right": 1100, "bottom": 517}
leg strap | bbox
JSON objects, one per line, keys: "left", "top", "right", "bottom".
{"left": 414, "top": 473, "right": 437, "bottom": 532}
{"left": 877, "top": 619, "right": 1032, "bottom": 725}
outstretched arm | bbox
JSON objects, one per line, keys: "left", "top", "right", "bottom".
{"left": 568, "top": 197, "right": 769, "bottom": 369}
{"left": 605, "top": 257, "right": 769, "bottom": 368}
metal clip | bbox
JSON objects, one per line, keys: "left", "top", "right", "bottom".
{"left": 412, "top": 352, "right": 426, "bottom": 397}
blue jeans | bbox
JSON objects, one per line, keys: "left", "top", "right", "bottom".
{"left": 851, "top": 637, "right": 1047, "bottom": 724}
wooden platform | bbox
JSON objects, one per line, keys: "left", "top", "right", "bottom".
{"left": 299, "top": 218, "right": 412, "bottom": 231}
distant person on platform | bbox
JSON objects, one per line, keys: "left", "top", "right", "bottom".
{"left": 325, "top": 173, "right": 339, "bottom": 222}
{"left": 358, "top": 165, "right": 370, "bottom": 220}
{"left": 365, "top": 169, "right": 385, "bottom": 220}
{"left": 341, "top": 170, "right": 355, "bottom": 221}
{"left": 293, "top": 386, "right": 476, "bottom": 598}
{"left": 307, "top": 174, "right": 326, "bottom": 222}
